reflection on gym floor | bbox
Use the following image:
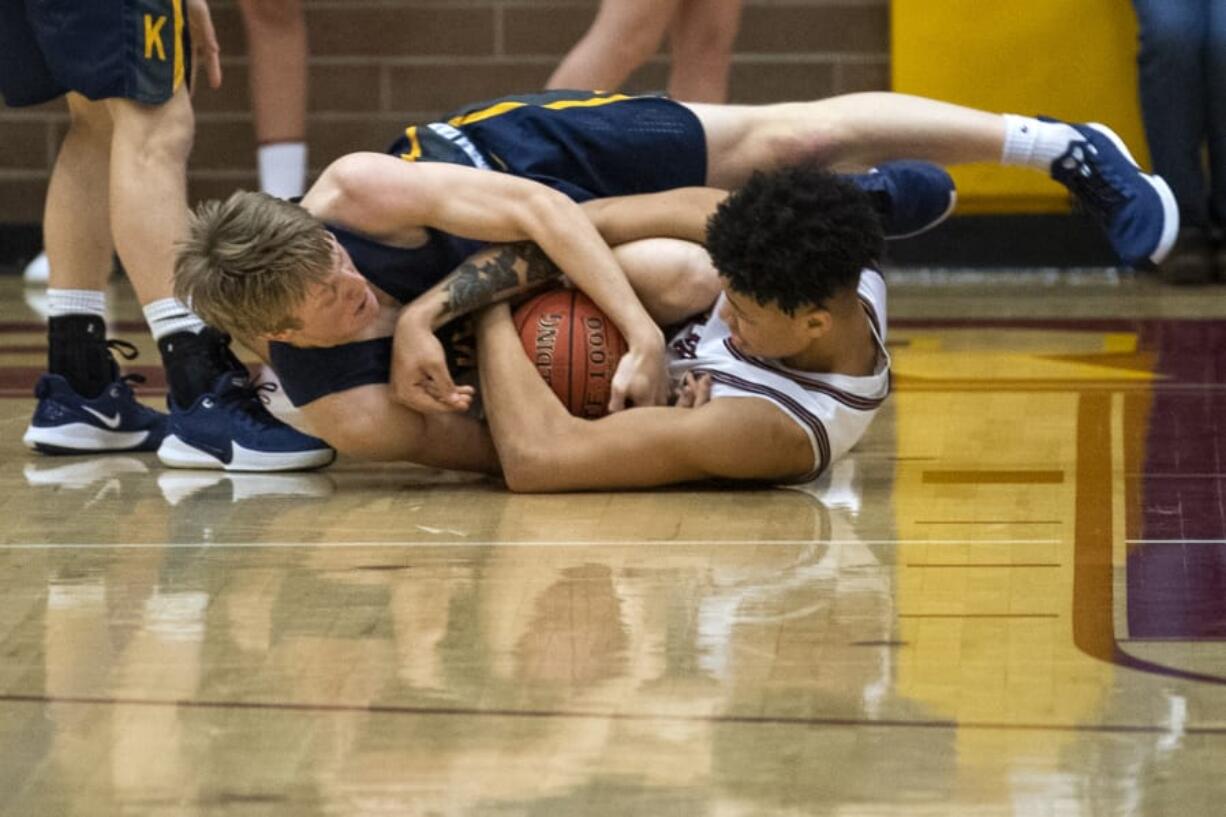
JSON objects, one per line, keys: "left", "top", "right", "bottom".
{"left": 1, "top": 272, "right": 1225, "bottom": 816}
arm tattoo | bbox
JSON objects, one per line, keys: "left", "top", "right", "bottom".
{"left": 520, "top": 242, "right": 558, "bottom": 284}
{"left": 441, "top": 242, "right": 560, "bottom": 319}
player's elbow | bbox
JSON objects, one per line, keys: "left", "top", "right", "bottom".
{"left": 521, "top": 187, "right": 579, "bottom": 234}
{"left": 317, "top": 413, "right": 402, "bottom": 462}
{"left": 495, "top": 423, "right": 582, "bottom": 492}
{"left": 658, "top": 244, "right": 723, "bottom": 323}
{"left": 315, "top": 153, "right": 385, "bottom": 215}
{"left": 495, "top": 437, "right": 556, "bottom": 493}
{"left": 502, "top": 461, "right": 565, "bottom": 493}
{"left": 319, "top": 427, "right": 382, "bottom": 461}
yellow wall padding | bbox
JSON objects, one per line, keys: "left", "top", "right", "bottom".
{"left": 892, "top": 1, "right": 1148, "bottom": 213}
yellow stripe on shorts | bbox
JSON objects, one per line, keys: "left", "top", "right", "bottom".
{"left": 447, "top": 93, "right": 633, "bottom": 128}
{"left": 172, "top": 0, "right": 184, "bottom": 90}
{"left": 399, "top": 126, "right": 423, "bottom": 162}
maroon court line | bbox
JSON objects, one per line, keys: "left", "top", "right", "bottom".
{"left": 2, "top": 692, "right": 1225, "bottom": 736}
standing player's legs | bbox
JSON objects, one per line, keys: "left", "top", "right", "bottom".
{"left": 44, "top": 95, "right": 114, "bottom": 295}
{"left": 238, "top": 0, "right": 309, "bottom": 199}
{"left": 105, "top": 89, "right": 221, "bottom": 404}
{"left": 1133, "top": 0, "right": 1209, "bottom": 228}
{"left": 1132, "top": 0, "right": 1213, "bottom": 282}
{"left": 15, "top": 0, "right": 332, "bottom": 470}
{"left": 666, "top": 0, "right": 743, "bottom": 104}
{"left": 1206, "top": 0, "right": 1226, "bottom": 277}
{"left": 546, "top": 0, "right": 681, "bottom": 93}
{"left": 686, "top": 92, "right": 1180, "bottom": 269}
{"left": 106, "top": 89, "right": 194, "bottom": 310}
{"left": 24, "top": 91, "right": 166, "bottom": 454}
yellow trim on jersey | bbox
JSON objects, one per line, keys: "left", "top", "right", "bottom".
{"left": 399, "top": 126, "right": 423, "bottom": 162}
{"left": 446, "top": 93, "right": 633, "bottom": 128}
{"left": 172, "top": 0, "right": 185, "bottom": 90}
{"left": 543, "top": 93, "right": 632, "bottom": 111}
{"left": 448, "top": 101, "right": 524, "bottom": 128}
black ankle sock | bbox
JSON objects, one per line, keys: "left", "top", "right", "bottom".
{"left": 48, "top": 315, "right": 117, "bottom": 399}
{"left": 158, "top": 327, "right": 246, "bottom": 407}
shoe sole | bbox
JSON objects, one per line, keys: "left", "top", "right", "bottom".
{"left": 888, "top": 190, "right": 958, "bottom": 240}
{"left": 158, "top": 434, "right": 336, "bottom": 472}
{"left": 23, "top": 422, "right": 156, "bottom": 454}
{"left": 1086, "top": 123, "right": 1181, "bottom": 268}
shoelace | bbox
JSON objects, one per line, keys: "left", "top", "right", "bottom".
{"left": 106, "top": 339, "right": 148, "bottom": 388}
{"left": 106, "top": 338, "right": 140, "bottom": 361}
{"left": 238, "top": 379, "right": 279, "bottom": 407}
{"left": 213, "top": 376, "right": 283, "bottom": 426}
{"left": 1059, "top": 143, "right": 1130, "bottom": 218}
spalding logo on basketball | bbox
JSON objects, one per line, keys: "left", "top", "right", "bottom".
{"left": 513, "top": 289, "right": 627, "bottom": 418}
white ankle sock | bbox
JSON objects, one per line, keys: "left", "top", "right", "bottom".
{"left": 143, "top": 298, "right": 206, "bottom": 341}
{"left": 1001, "top": 115, "right": 1083, "bottom": 172}
{"left": 47, "top": 288, "right": 107, "bottom": 319}
{"left": 258, "top": 142, "right": 307, "bottom": 199}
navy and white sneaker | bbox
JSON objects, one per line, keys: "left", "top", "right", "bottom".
{"left": 23, "top": 373, "right": 167, "bottom": 454}
{"left": 157, "top": 371, "right": 335, "bottom": 472}
{"left": 1046, "top": 120, "right": 1180, "bottom": 269}
{"left": 849, "top": 161, "right": 957, "bottom": 240}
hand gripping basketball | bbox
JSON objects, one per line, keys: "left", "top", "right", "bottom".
{"left": 608, "top": 342, "right": 668, "bottom": 412}
{"left": 513, "top": 289, "right": 629, "bottom": 418}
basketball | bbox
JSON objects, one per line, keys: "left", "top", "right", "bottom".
{"left": 513, "top": 289, "right": 627, "bottom": 419}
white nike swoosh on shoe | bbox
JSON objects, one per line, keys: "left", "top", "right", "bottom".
{"left": 82, "top": 406, "right": 123, "bottom": 429}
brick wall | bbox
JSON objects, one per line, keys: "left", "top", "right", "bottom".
{"left": 0, "top": 0, "right": 889, "bottom": 225}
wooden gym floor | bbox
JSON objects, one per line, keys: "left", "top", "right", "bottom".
{"left": 0, "top": 270, "right": 1224, "bottom": 816}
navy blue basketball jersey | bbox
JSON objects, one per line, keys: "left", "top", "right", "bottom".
{"left": 387, "top": 91, "right": 708, "bottom": 202}
{"left": 269, "top": 91, "right": 708, "bottom": 407}
{"left": 267, "top": 225, "right": 469, "bottom": 407}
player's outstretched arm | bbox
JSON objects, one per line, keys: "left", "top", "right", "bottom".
{"left": 580, "top": 187, "right": 729, "bottom": 247}
{"left": 476, "top": 304, "right": 815, "bottom": 492}
{"left": 299, "top": 383, "right": 500, "bottom": 474}
{"left": 311, "top": 153, "right": 668, "bottom": 411}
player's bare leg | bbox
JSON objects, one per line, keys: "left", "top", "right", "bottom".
{"left": 687, "top": 92, "right": 1179, "bottom": 268}
{"left": 666, "top": 0, "right": 743, "bottom": 103}
{"left": 689, "top": 93, "right": 1004, "bottom": 186}
{"left": 547, "top": 0, "right": 681, "bottom": 92}
{"left": 105, "top": 88, "right": 194, "bottom": 305}
{"left": 44, "top": 93, "right": 114, "bottom": 294}
{"left": 238, "top": 0, "right": 309, "bottom": 198}
{"left": 23, "top": 92, "right": 171, "bottom": 455}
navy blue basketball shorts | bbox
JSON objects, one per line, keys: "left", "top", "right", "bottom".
{"left": 387, "top": 90, "right": 709, "bottom": 202}
{"left": 0, "top": 0, "right": 191, "bottom": 107}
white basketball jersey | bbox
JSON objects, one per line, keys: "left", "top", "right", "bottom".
{"left": 666, "top": 269, "right": 890, "bottom": 482}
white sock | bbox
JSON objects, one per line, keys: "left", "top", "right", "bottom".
{"left": 1000, "top": 115, "right": 1083, "bottom": 172}
{"left": 47, "top": 288, "right": 107, "bottom": 319}
{"left": 258, "top": 142, "right": 307, "bottom": 199}
{"left": 143, "top": 298, "right": 206, "bottom": 341}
